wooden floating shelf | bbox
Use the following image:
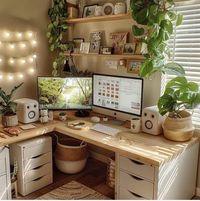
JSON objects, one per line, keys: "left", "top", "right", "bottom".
{"left": 64, "top": 53, "right": 144, "bottom": 60}
{"left": 66, "top": 14, "right": 131, "bottom": 24}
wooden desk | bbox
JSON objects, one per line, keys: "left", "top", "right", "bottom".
{"left": 0, "top": 118, "right": 199, "bottom": 199}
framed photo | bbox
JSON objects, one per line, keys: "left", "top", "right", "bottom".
{"left": 80, "top": 42, "right": 90, "bottom": 54}
{"left": 101, "top": 47, "right": 113, "bottom": 55}
{"left": 127, "top": 60, "right": 142, "bottom": 74}
{"left": 73, "top": 38, "right": 84, "bottom": 53}
{"left": 123, "top": 43, "right": 136, "bottom": 54}
{"left": 89, "top": 31, "right": 103, "bottom": 54}
{"left": 110, "top": 32, "right": 128, "bottom": 54}
{"left": 83, "top": 5, "right": 98, "bottom": 18}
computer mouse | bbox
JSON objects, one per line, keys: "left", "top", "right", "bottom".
{"left": 91, "top": 116, "right": 100, "bottom": 123}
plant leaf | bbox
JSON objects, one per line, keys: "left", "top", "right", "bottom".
{"left": 176, "top": 13, "right": 183, "bottom": 26}
{"left": 132, "top": 25, "right": 145, "bottom": 36}
{"left": 163, "top": 62, "right": 185, "bottom": 76}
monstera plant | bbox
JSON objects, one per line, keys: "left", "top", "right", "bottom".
{"left": 130, "top": 0, "right": 200, "bottom": 141}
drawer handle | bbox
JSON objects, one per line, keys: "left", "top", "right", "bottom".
{"left": 31, "top": 154, "right": 43, "bottom": 159}
{"left": 131, "top": 175, "right": 143, "bottom": 181}
{"left": 33, "top": 165, "right": 44, "bottom": 170}
{"left": 128, "top": 190, "right": 143, "bottom": 198}
{"left": 130, "top": 159, "right": 144, "bottom": 165}
{"left": 32, "top": 176, "right": 44, "bottom": 182}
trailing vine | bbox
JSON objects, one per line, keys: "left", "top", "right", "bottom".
{"left": 130, "top": 0, "right": 184, "bottom": 78}
{"left": 47, "top": 0, "right": 69, "bottom": 76}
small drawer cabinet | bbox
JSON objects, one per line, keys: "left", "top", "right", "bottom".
{"left": 116, "top": 142, "right": 199, "bottom": 200}
{"left": 0, "top": 147, "right": 11, "bottom": 200}
{"left": 10, "top": 136, "right": 53, "bottom": 196}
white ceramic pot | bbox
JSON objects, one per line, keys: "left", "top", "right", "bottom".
{"left": 2, "top": 114, "right": 18, "bottom": 127}
{"left": 162, "top": 111, "right": 194, "bottom": 142}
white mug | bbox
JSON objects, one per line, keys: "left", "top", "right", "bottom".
{"left": 40, "top": 109, "right": 48, "bottom": 117}
{"left": 130, "top": 118, "right": 141, "bottom": 133}
{"left": 95, "top": 6, "right": 103, "bottom": 16}
{"left": 40, "top": 116, "right": 49, "bottom": 123}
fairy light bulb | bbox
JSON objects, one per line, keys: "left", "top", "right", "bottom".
{"left": 33, "top": 54, "right": 37, "bottom": 59}
{"left": 9, "top": 58, "right": 15, "bottom": 64}
{"left": 28, "top": 57, "right": 34, "bottom": 63}
{"left": 27, "top": 31, "right": 33, "bottom": 38}
{"left": 20, "top": 43, "right": 26, "bottom": 49}
{"left": 16, "top": 32, "right": 22, "bottom": 39}
{"left": 20, "top": 59, "right": 26, "bottom": 64}
{"left": 29, "top": 68, "right": 35, "bottom": 74}
{"left": 8, "top": 75, "right": 13, "bottom": 80}
{"left": 0, "top": 74, "right": 2, "bottom": 80}
{"left": 31, "top": 40, "right": 37, "bottom": 46}
{"left": 9, "top": 44, "right": 15, "bottom": 49}
{"left": 4, "top": 31, "right": 10, "bottom": 38}
{"left": 0, "top": 58, "right": 2, "bottom": 63}
{"left": 18, "top": 73, "right": 24, "bottom": 79}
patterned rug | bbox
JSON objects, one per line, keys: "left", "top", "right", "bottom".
{"left": 37, "top": 181, "right": 109, "bottom": 200}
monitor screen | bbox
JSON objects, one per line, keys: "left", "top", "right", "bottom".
{"left": 37, "top": 77, "right": 93, "bottom": 110}
{"left": 93, "top": 74, "right": 143, "bottom": 116}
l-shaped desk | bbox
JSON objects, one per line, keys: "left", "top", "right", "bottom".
{"left": 0, "top": 115, "right": 199, "bottom": 200}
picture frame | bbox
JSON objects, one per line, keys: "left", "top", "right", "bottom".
{"left": 80, "top": 42, "right": 90, "bottom": 54}
{"left": 101, "top": 47, "right": 113, "bottom": 55}
{"left": 89, "top": 31, "right": 103, "bottom": 54}
{"left": 110, "top": 32, "right": 129, "bottom": 54}
{"left": 73, "top": 38, "right": 84, "bottom": 53}
{"left": 83, "top": 4, "right": 98, "bottom": 18}
{"left": 123, "top": 43, "right": 136, "bottom": 54}
{"left": 126, "top": 60, "right": 142, "bottom": 74}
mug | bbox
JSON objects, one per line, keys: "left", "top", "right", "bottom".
{"left": 40, "top": 109, "right": 48, "bottom": 117}
{"left": 40, "top": 115, "right": 49, "bottom": 123}
{"left": 95, "top": 6, "right": 103, "bottom": 16}
{"left": 130, "top": 118, "right": 141, "bottom": 133}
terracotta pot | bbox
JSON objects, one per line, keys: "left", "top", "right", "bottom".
{"left": 2, "top": 114, "right": 18, "bottom": 127}
{"left": 162, "top": 111, "right": 194, "bottom": 142}
{"left": 54, "top": 138, "right": 88, "bottom": 174}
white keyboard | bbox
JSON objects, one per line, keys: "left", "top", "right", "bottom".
{"left": 90, "top": 123, "right": 121, "bottom": 136}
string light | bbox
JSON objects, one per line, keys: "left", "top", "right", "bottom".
{"left": 8, "top": 75, "right": 13, "bottom": 80}
{"left": 4, "top": 31, "right": 10, "bottom": 38}
{"left": 31, "top": 40, "right": 37, "bottom": 46}
{"left": 33, "top": 54, "right": 37, "bottom": 58}
{"left": 29, "top": 68, "right": 35, "bottom": 74}
{"left": 9, "top": 44, "right": 15, "bottom": 49}
{"left": 20, "top": 42, "right": 26, "bottom": 49}
{"left": 9, "top": 58, "right": 15, "bottom": 65}
{"left": 16, "top": 32, "right": 22, "bottom": 39}
{"left": 28, "top": 57, "right": 34, "bottom": 63}
{"left": 20, "top": 59, "right": 26, "bottom": 64}
{"left": 0, "top": 58, "right": 2, "bottom": 63}
{"left": 27, "top": 31, "right": 33, "bottom": 38}
{"left": 18, "top": 73, "right": 24, "bottom": 79}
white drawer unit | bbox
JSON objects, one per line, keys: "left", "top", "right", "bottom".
{"left": 10, "top": 136, "right": 53, "bottom": 196}
{"left": 0, "top": 147, "right": 11, "bottom": 200}
{"left": 116, "top": 142, "right": 199, "bottom": 200}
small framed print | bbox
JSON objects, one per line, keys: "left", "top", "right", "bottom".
{"left": 123, "top": 43, "right": 136, "bottom": 54}
{"left": 101, "top": 47, "right": 113, "bottom": 55}
{"left": 80, "top": 42, "right": 90, "bottom": 54}
{"left": 73, "top": 38, "right": 84, "bottom": 53}
{"left": 83, "top": 5, "right": 98, "bottom": 18}
{"left": 127, "top": 60, "right": 142, "bottom": 74}
{"left": 89, "top": 31, "right": 103, "bottom": 54}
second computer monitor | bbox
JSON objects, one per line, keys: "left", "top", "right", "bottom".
{"left": 93, "top": 74, "right": 143, "bottom": 120}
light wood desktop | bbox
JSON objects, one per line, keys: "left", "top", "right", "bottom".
{"left": 0, "top": 112, "right": 199, "bottom": 199}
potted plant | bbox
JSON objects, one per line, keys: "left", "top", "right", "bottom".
{"left": 59, "top": 112, "right": 67, "bottom": 121}
{"left": 130, "top": 1, "right": 200, "bottom": 141}
{"left": 158, "top": 77, "right": 200, "bottom": 141}
{"left": 0, "top": 83, "right": 23, "bottom": 127}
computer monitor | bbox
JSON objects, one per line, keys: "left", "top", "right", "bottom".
{"left": 92, "top": 74, "right": 143, "bottom": 120}
{"left": 37, "top": 77, "right": 93, "bottom": 111}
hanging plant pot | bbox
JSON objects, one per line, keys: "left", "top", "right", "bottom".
{"left": 162, "top": 111, "right": 195, "bottom": 142}
{"left": 2, "top": 114, "right": 18, "bottom": 127}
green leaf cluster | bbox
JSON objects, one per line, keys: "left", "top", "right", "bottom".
{"left": 47, "top": 0, "right": 69, "bottom": 76}
{"left": 0, "top": 83, "right": 23, "bottom": 115}
{"left": 158, "top": 77, "right": 200, "bottom": 117}
{"left": 130, "top": 0, "right": 184, "bottom": 78}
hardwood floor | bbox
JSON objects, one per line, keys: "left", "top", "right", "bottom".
{"left": 18, "top": 158, "right": 114, "bottom": 200}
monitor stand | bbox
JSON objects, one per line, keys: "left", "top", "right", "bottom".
{"left": 75, "top": 110, "right": 90, "bottom": 117}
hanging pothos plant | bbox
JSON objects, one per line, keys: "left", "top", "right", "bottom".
{"left": 130, "top": 0, "right": 200, "bottom": 118}
{"left": 47, "top": 0, "right": 70, "bottom": 76}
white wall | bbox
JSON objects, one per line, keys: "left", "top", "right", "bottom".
{"left": 0, "top": 0, "right": 52, "bottom": 99}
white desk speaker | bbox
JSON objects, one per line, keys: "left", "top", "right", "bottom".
{"left": 15, "top": 98, "right": 39, "bottom": 123}
{"left": 142, "top": 106, "right": 164, "bottom": 135}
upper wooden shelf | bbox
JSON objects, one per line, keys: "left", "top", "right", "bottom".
{"left": 64, "top": 52, "right": 144, "bottom": 60}
{"left": 66, "top": 13, "right": 131, "bottom": 24}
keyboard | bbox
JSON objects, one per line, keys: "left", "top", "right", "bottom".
{"left": 90, "top": 123, "right": 121, "bottom": 136}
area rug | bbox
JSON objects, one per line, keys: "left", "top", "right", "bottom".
{"left": 37, "top": 180, "right": 109, "bottom": 200}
